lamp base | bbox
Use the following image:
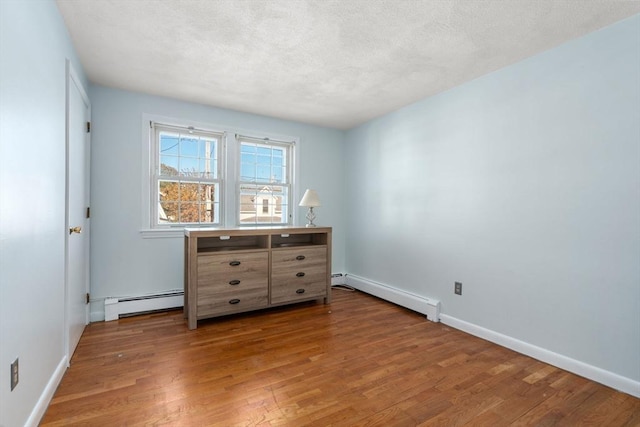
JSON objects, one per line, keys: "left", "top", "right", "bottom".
{"left": 304, "top": 207, "right": 317, "bottom": 228}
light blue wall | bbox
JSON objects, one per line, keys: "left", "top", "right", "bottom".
{"left": 88, "top": 86, "right": 345, "bottom": 318}
{"left": 0, "top": 1, "right": 88, "bottom": 425}
{"left": 345, "top": 15, "right": 640, "bottom": 382}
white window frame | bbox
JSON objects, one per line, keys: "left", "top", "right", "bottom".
{"left": 150, "top": 122, "right": 225, "bottom": 229}
{"left": 235, "top": 134, "right": 295, "bottom": 227}
{"left": 140, "top": 114, "right": 299, "bottom": 238}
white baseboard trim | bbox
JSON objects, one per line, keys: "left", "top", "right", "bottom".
{"left": 440, "top": 314, "right": 640, "bottom": 398}
{"left": 345, "top": 274, "right": 441, "bottom": 322}
{"left": 104, "top": 290, "right": 184, "bottom": 321}
{"left": 25, "top": 355, "right": 68, "bottom": 427}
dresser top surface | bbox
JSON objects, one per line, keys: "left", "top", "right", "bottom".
{"left": 185, "top": 225, "right": 332, "bottom": 237}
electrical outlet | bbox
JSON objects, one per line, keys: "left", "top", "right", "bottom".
{"left": 454, "top": 282, "right": 462, "bottom": 295}
{"left": 10, "top": 358, "right": 19, "bottom": 391}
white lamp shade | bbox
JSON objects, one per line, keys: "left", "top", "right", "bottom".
{"left": 299, "top": 189, "right": 321, "bottom": 207}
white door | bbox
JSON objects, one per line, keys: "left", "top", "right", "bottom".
{"left": 65, "top": 60, "right": 91, "bottom": 361}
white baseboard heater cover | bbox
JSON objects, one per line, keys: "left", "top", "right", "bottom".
{"left": 104, "top": 290, "right": 184, "bottom": 321}
{"left": 345, "top": 274, "right": 441, "bottom": 322}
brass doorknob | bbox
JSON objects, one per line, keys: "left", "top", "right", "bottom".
{"left": 69, "top": 226, "right": 82, "bottom": 234}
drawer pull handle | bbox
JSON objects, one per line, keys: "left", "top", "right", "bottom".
{"left": 229, "top": 261, "right": 241, "bottom": 266}
{"left": 296, "top": 272, "right": 305, "bottom": 277}
{"left": 296, "top": 288, "right": 305, "bottom": 294}
{"left": 296, "top": 255, "right": 306, "bottom": 261}
{"left": 229, "top": 280, "right": 241, "bottom": 286}
{"left": 229, "top": 299, "right": 240, "bottom": 304}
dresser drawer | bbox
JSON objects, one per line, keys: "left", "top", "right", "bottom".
{"left": 197, "top": 287, "right": 268, "bottom": 317}
{"left": 271, "top": 246, "right": 327, "bottom": 270}
{"left": 271, "top": 246, "right": 327, "bottom": 304}
{"left": 270, "top": 279, "right": 326, "bottom": 304}
{"left": 197, "top": 251, "right": 268, "bottom": 290}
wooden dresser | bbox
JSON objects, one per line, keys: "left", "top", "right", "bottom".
{"left": 184, "top": 226, "right": 332, "bottom": 329}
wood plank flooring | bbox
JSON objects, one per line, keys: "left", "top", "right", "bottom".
{"left": 41, "top": 290, "right": 640, "bottom": 426}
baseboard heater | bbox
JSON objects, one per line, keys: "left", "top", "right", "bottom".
{"left": 345, "top": 274, "right": 441, "bottom": 322}
{"left": 104, "top": 290, "right": 184, "bottom": 321}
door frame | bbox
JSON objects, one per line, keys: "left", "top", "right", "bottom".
{"left": 64, "top": 59, "right": 91, "bottom": 364}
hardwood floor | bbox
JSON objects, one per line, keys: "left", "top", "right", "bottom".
{"left": 41, "top": 290, "right": 639, "bottom": 426}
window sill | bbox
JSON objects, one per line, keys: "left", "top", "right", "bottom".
{"left": 140, "top": 228, "right": 185, "bottom": 239}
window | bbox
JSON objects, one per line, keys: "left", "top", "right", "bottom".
{"left": 152, "top": 123, "right": 223, "bottom": 226}
{"left": 144, "top": 117, "right": 297, "bottom": 235}
{"left": 238, "top": 136, "right": 294, "bottom": 226}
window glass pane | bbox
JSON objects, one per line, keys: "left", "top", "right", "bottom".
{"left": 238, "top": 139, "right": 292, "bottom": 225}
{"left": 199, "top": 158, "right": 217, "bottom": 179}
{"left": 160, "top": 156, "right": 179, "bottom": 176}
{"left": 256, "top": 154, "right": 271, "bottom": 165}
{"left": 242, "top": 144, "right": 257, "bottom": 154}
{"left": 159, "top": 180, "right": 179, "bottom": 202}
{"left": 160, "top": 133, "right": 179, "bottom": 155}
{"left": 180, "top": 136, "right": 199, "bottom": 158}
{"left": 179, "top": 183, "right": 199, "bottom": 201}
{"left": 178, "top": 202, "right": 199, "bottom": 223}
{"left": 239, "top": 201, "right": 255, "bottom": 218}
{"left": 199, "top": 183, "right": 217, "bottom": 202}
{"left": 240, "top": 162, "right": 256, "bottom": 181}
{"left": 271, "top": 165, "right": 284, "bottom": 183}
{"left": 257, "top": 164, "right": 270, "bottom": 181}
{"left": 198, "top": 202, "right": 218, "bottom": 223}
{"left": 239, "top": 184, "right": 258, "bottom": 224}
{"left": 198, "top": 138, "right": 218, "bottom": 179}
{"left": 159, "top": 201, "right": 178, "bottom": 223}
{"left": 276, "top": 186, "right": 289, "bottom": 218}
{"left": 198, "top": 183, "right": 217, "bottom": 222}
{"left": 240, "top": 143, "right": 289, "bottom": 183}
{"left": 158, "top": 180, "right": 220, "bottom": 225}
{"left": 238, "top": 184, "right": 288, "bottom": 225}
{"left": 239, "top": 183, "right": 259, "bottom": 194}
{"left": 179, "top": 157, "right": 199, "bottom": 177}
{"left": 155, "top": 124, "right": 223, "bottom": 227}
{"left": 161, "top": 135, "right": 219, "bottom": 178}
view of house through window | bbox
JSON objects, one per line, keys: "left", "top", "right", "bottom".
{"left": 238, "top": 137, "right": 293, "bottom": 225}
{"left": 154, "top": 124, "right": 223, "bottom": 226}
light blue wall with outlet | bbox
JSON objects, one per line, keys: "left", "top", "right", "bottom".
{"left": 0, "top": 1, "right": 89, "bottom": 426}
{"left": 88, "top": 86, "right": 345, "bottom": 319}
{"left": 344, "top": 15, "right": 640, "bottom": 383}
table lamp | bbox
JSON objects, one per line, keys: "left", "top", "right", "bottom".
{"left": 299, "top": 189, "right": 321, "bottom": 227}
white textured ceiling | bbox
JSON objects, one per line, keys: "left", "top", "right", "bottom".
{"left": 56, "top": 0, "right": 640, "bottom": 130}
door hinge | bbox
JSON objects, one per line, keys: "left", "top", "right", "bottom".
{"left": 85, "top": 293, "right": 90, "bottom": 304}
{"left": 86, "top": 121, "right": 91, "bottom": 133}
{"left": 86, "top": 207, "right": 90, "bottom": 219}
